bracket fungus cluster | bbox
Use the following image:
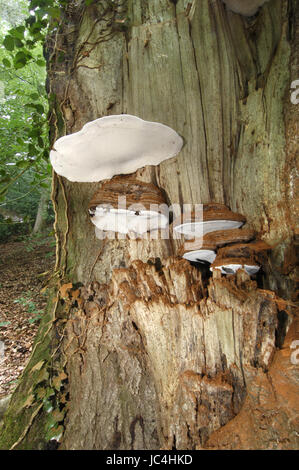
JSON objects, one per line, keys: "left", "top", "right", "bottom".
{"left": 89, "top": 176, "right": 168, "bottom": 236}
{"left": 210, "top": 239, "right": 271, "bottom": 275}
{"left": 50, "top": 114, "right": 183, "bottom": 237}
{"left": 222, "top": 0, "right": 270, "bottom": 16}
{"left": 176, "top": 204, "right": 270, "bottom": 275}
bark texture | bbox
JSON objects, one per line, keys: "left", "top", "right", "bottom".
{"left": 0, "top": 0, "right": 298, "bottom": 450}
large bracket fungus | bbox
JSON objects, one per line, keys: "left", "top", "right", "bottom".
{"left": 89, "top": 176, "right": 168, "bottom": 236}
{"left": 50, "top": 114, "right": 183, "bottom": 183}
{"left": 222, "top": 0, "right": 270, "bottom": 16}
{"left": 173, "top": 203, "right": 246, "bottom": 238}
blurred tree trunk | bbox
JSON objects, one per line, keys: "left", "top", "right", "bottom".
{"left": 0, "top": 0, "right": 298, "bottom": 450}
{"left": 32, "top": 189, "right": 48, "bottom": 235}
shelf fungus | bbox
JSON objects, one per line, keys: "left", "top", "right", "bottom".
{"left": 210, "top": 241, "right": 271, "bottom": 275}
{"left": 178, "top": 228, "right": 255, "bottom": 265}
{"left": 50, "top": 114, "right": 183, "bottom": 182}
{"left": 203, "top": 227, "right": 256, "bottom": 248}
{"left": 178, "top": 239, "right": 217, "bottom": 264}
{"left": 222, "top": 0, "right": 270, "bottom": 16}
{"left": 173, "top": 203, "right": 246, "bottom": 238}
{"left": 88, "top": 176, "right": 168, "bottom": 236}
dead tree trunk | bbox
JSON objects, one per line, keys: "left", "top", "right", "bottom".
{"left": 0, "top": 0, "right": 298, "bottom": 450}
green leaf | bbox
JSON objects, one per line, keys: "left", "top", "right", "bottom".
{"left": 14, "top": 51, "right": 28, "bottom": 69}
{"left": 16, "top": 160, "right": 30, "bottom": 168}
{"left": 36, "top": 59, "right": 46, "bottom": 67}
{"left": 48, "top": 7, "right": 61, "bottom": 20}
{"left": 0, "top": 321, "right": 11, "bottom": 327}
{"left": 37, "top": 136, "right": 44, "bottom": 148}
{"left": 3, "top": 36, "right": 15, "bottom": 51}
{"left": 29, "top": 93, "right": 40, "bottom": 100}
{"left": 2, "top": 58, "right": 11, "bottom": 68}
{"left": 10, "top": 26, "right": 25, "bottom": 40}
{"left": 14, "top": 38, "right": 24, "bottom": 48}
{"left": 28, "top": 144, "right": 37, "bottom": 156}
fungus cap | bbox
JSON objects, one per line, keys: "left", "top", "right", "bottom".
{"left": 217, "top": 240, "right": 270, "bottom": 261}
{"left": 178, "top": 237, "right": 216, "bottom": 264}
{"left": 222, "top": 0, "right": 270, "bottom": 16}
{"left": 91, "top": 207, "right": 168, "bottom": 235}
{"left": 173, "top": 204, "right": 246, "bottom": 237}
{"left": 182, "top": 249, "right": 216, "bottom": 264}
{"left": 203, "top": 228, "right": 255, "bottom": 248}
{"left": 50, "top": 114, "right": 183, "bottom": 182}
{"left": 211, "top": 256, "right": 260, "bottom": 275}
{"left": 89, "top": 176, "right": 168, "bottom": 235}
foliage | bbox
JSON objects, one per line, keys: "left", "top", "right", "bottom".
{"left": 0, "top": 0, "right": 54, "bottom": 239}
{"left": 0, "top": 0, "right": 99, "bottom": 241}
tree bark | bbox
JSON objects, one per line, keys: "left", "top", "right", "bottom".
{"left": 0, "top": 0, "right": 298, "bottom": 450}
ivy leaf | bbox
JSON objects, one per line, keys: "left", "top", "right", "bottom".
{"left": 35, "top": 386, "right": 46, "bottom": 399}
{"left": 52, "top": 371, "right": 67, "bottom": 391}
{"left": 45, "top": 424, "right": 64, "bottom": 442}
{"left": 36, "top": 59, "right": 46, "bottom": 67}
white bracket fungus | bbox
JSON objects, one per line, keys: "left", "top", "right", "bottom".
{"left": 182, "top": 249, "right": 216, "bottom": 264}
{"left": 211, "top": 261, "right": 260, "bottom": 275}
{"left": 173, "top": 204, "right": 246, "bottom": 238}
{"left": 91, "top": 207, "right": 168, "bottom": 236}
{"left": 89, "top": 176, "right": 169, "bottom": 236}
{"left": 178, "top": 238, "right": 217, "bottom": 264}
{"left": 50, "top": 114, "right": 183, "bottom": 183}
{"left": 222, "top": 0, "right": 270, "bottom": 17}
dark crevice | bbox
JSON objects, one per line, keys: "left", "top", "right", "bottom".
{"left": 275, "top": 310, "right": 289, "bottom": 349}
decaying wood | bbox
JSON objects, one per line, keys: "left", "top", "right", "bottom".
{"left": 61, "top": 257, "right": 281, "bottom": 449}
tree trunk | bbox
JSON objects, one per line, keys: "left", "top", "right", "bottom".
{"left": 0, "top": 0, "right": 298, "bottom": 450}
{"left": 32, "top": 189, "right": 48, "bottom": 235}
